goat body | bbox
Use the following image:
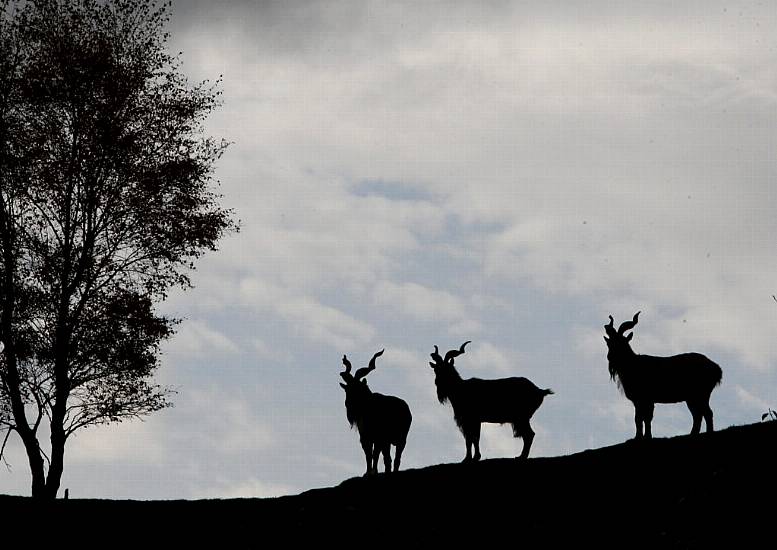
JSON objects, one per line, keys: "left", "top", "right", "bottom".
{"left": 341, "top": 351, "right": 412, "bottom": 475}
{"left": 446, "top": 377, "right": 550, "bottom": 427}
{"left": 605, "top": 313, "right": 722, "bottom": 439}
{"left": 614, "top": 353, "right": 722, "bottom": 405}
{"left": 352, "top": 392, "right": 412, "bottom": 472}
{"left": 431, "top": 342, "right": 552, "bottom": 461}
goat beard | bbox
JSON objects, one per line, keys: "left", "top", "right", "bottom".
{"left": 608, "top": 361, "right": 619, "bottom": 382}
{"left": 608, "top": 362, "right": 626, "bottom": 392}
{"left": 345, "top": 406, "right": 358, "bottom": 428}
{"left": 436, "top": 384, "right": 449, "bottom": 405}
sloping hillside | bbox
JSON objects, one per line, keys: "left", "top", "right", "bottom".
{"left": 2, "top": 421, "right": 775, "bottom": 547}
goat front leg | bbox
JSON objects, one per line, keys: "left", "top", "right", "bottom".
{"left": 472, "top": 422, "right": 481, "bottom": 461}
{"left": 381, "top": 444, "right": 392, "bottom": 473}
{"left": 643, "top": 403, "right": 654, "bottom": 439}
{"left": 634, "top": 405, "right": 644, "bottom": 439}
{"left": 462, "top": 430, "right": 473, "bottom": 462}
{"left": 361, "top": 439, "right": 373, "bottom": 476}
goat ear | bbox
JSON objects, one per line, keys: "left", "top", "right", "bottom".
{"left": 626, "top": 333, "right": 633, "bottom": 342}
{"left": 361, "top": 379, "right": 368, "bottom": 386}
{"left": 429, "top": 361, "right": 436, "bottom": 369}
{"left": 339, "top": 382, "right": 347, "bottom": 390}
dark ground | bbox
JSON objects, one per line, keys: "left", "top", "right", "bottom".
{"left": 1, "top": 421, "right": 775, "bottom": 547}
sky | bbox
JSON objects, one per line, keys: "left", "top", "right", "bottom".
{"left": 3, "top": 0, "right": 777, "bottom": 499}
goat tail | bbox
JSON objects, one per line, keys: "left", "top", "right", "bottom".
{"left": 542, "top": 388, "right": 554, "bottom": 396}
{"left": 711, "top": 361, "right": 723, "bottom": 388}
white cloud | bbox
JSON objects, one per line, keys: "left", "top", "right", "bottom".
{"left": 278, "top": 296, "right": 376, "bottom": 351}
{"left": 67, "top": 418, "right": 166, "bottom": 465}
{"left": 182, "top": 389, "right": 276, "bottom": 456}
{"left": 373, "top": 280, "right": 472, "bottom": 323}
{"left": 462, "top": 341, "right": 514, "bottom": 374}
{"left": 734, "top": 385, "right": 771, "bottom": 414}
{"left": 166, "top": 319, "right": 240, "bottom": 357}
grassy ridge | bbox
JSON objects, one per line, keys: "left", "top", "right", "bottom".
{"left": 1, "top": 421, "right": 775, "bottom": 547}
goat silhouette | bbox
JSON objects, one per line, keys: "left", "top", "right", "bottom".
{"left": 429, "top": 341, "right": 553, "bottom": 461}
{"left": 340, "top": 350, "right": 412, "bottom": 475}
{"left": 604, "top": 312, "right": 723, "bottom": 439}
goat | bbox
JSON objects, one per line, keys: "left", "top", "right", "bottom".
{"left": 339, "top": 350, "right": 412, "bottom": 475}
{"left": 429, "top": 341, "right": 553, "bottom": 461}
{"left": 604, "top": 312, "right": 723, "bottom": 439}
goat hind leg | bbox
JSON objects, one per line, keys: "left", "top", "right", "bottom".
{"left": 381, "top": 444, "right": 392, "bottom": 473}
{"left": 687, "top": 401, "right": 703, "bottom": 435}
{"left": 393, "top": 440, "right": 406, "bottom": 473}
{"left": 703, "top": 405, "right": 714, "bottom": 432}
{"left": 516, "top": 422, "right": 535, "bottom": 459}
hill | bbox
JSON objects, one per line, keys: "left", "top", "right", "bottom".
{"left": 1, "top": 421, "right": 775, "bottom": 547}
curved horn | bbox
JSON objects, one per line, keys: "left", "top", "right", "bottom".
{"left": 444, "top": 340, "right": 471, "bottom": 363}
{"left": 342, "top": 355, "right": 352, "bottom": 374}
{"left": 368, "top": 349, "right": 384, "bottom": 370}
{"left": 355, "top": 349, "right": 383, "bottom": 381}
{"left": 618, "top": 311, "right": 640, "bottom": 335}
{"left": 604, "top": 315, "right": 616, "bottom": 336}
{"left": 430, "top": 345, "right": 443, "bottom": 364}
{"left": 341, "top": 355, "right": 354, "bottom": 383}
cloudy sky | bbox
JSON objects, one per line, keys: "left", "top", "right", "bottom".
{"left": 4, "top": 0, "right": 777, "bottom": 499}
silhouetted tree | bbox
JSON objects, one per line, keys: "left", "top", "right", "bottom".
{"left": 0, "top": 0, "right": 235, "bottom": 499}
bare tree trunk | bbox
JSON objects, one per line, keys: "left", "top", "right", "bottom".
{"left": 1, "top": 338, "right": 46, "bottom": 498}
{"left": 0, "top": 207, "right": 48, "bottom": 498}
{"left": 43, "top": 323, "right": 72, "bottom": 500}
{"left": 45, "top": 420, "right": 65, "bottom": 500}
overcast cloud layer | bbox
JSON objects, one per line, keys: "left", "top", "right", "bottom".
{"left": 3, "top": 0, "right": 777, "bottom": 499}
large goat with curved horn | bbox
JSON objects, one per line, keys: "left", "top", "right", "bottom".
{"left": 604, "top": 312, "right": 722, "bottom": 439}
{"left": 429, "top": 341, "right": 553, "bottom": 461}
{"left": 340, "top": 350, "right": 412, "bottom": 475}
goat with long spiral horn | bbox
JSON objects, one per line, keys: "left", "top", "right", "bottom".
{"left": 604, "top": 311, "right": 722, "bottom": 439}
{"left": 340, "top": 350, "right": 412, "bottom": 475}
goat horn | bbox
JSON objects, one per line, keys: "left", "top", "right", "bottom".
{"left": 604, "top": 315, "right": 617, "bottom": 336}
{"left": 368, "top": 349, "right": 384, "bottom": 371}
{"left": 354, "top": 366, "right": 372, "bottom": 381}
{"left": 618, "top": 311, "right": 641, "bottom": 335}
{"left": 431, "top": 345, "right": 443, "bottom": 364}
{"left": 341, "top": 355, "right": 355, "bottom": 383}
{"left": 342, "top": 355, "right": 352, "bottom": 374}
{"left": 444, "top": 341, "right": 470, "bottom": 363}
{"left": 354, "top": 350, "right": 383, "bottom": 381}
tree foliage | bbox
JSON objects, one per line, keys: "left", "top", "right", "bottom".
{"left": 0, "top": 0, "right": 235, "bottom": 498}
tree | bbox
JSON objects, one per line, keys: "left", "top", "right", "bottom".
{"left": 0, "top": 0, "right": 236, "bottom": 499}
